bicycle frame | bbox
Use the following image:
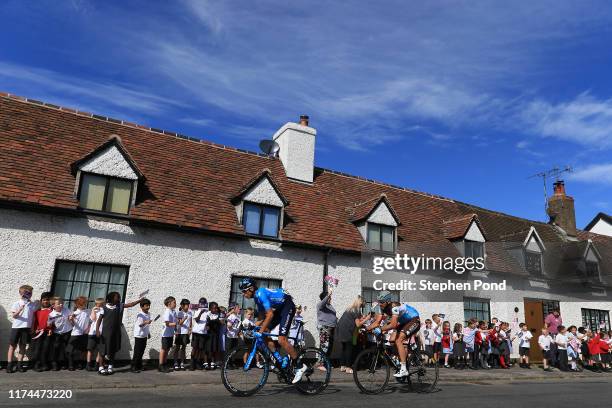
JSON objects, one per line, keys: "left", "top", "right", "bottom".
{"left": 244, "top": 331, "right": 289, "bottom": 373}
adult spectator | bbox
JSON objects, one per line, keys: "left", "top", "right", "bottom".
{"left": 316, "top": 287, "right": 338, "bottom": 366}
{"left": 336, "top": 295, "right": 368, "bottom": 374}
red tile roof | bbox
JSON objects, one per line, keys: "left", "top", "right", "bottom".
{"left": 1, "top": 93, "right": 611, "bottom": 280}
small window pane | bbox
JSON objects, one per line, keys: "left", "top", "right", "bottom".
{"left": 93, "top": 265, "right": 111, "bottom": 283}
{"left": 80, "top": 174, "right": 106, "bottom": 211}
{"left": 71, "top": 281, "right": 91, "bottom": 299}
{"left": 381, "top": 226, "right": 394, "bottom": 252}
{"left": 90, "top": 283, "right": 107, "bottom": 300}
{"left": 110, "top": 266, "right": 128, "bottom": 284}
{"left": 54, "top": 280, "right": 72, "bottom": 300}
{"left": 56, "top": 262, "right": 75, "bottom": 281}
{"left": 244, "top": 204, "right": 261, "bottom": 234}
{"left": 74, "top": 263, "right": 93, "bottom": 282}
{"left": 109, "top": 284, "right": 124, "bottom": 295}
{"left": 107, "top": 179, "right": 132, "bottom": 214}
{"left": 262, "top": 207, "right": 279, "bottom": 237}
{"left": 367, "top": 224, "right": 381, "bottom": 250}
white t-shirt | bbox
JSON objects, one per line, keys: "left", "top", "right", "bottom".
{"left": 49, "top": 308, "right": 73, "bottom": 334}
{"left": 192, "top": 309, "right": 208, "bottom": 335}
{"left": 162, "top": 308, "right": 177, "bottom": 338}
{"left": 517, "top": 330, "right": 533, "bottom": 348}
{"left": 70, "top": 309, "right": 91, "bottom": 336}
{"left": 226, "top": 313, "right": 241, "bottom": 338}
{"left": 422, "top": 326, "right": 436, "bottom": 346}
{"left": 241, "top": 317, "right": 256, "bottom": 331}
{"left": 177, "top": 310, "right": 192, "bottom": 335}
{"left": 11, "top": 299, "right": 37, "bottom": 329}
{"left": 432, "top": 321, "right": 442, "bottom": 343}
{"left": 555, "top": 333, "right": 568, "bottom": 350}
{"left": 88, "top": 307, "right": 104, "bottom": 336}
{"left": 134, "top": 311, "right": 151, "bottom": 338}
{"left": 538, "top": 334, "right": 552, "bottom": 351}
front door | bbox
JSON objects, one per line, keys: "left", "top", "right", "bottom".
{"left": 524, "top": 300, "right": 544, "bottom": 362}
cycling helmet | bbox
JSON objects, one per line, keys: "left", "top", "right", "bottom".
{"left": 376, "top": 290, "right": 394, "bottom": 303}
{"left": 239, "top": 277, "right": 256, "bottom": 291}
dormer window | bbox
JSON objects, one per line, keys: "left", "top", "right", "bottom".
{"left": 367, "top": 223, "right": 395, "bottom": 252}
{"left": 586, "top": 261, "right": 600, "bottom": 281}
{"left": 584, "top": 242, "right": 602, "bottom": 283}
{"left": 243, "top": 202, "right": 280, "bottom": 238}
{"left": 71, "top": 136, "right": 144, "bottom": 217}
{"left": 79, "top": 173, "right": 133, "bottom": 214}
{"left": 232, "top": 171, "right": 288, "bottom": 240}
{"left": 523, "top": 226, "right": 545, "bottom": 276}
{"left": 464, "top": 240, "right": 484, "bottom": 259}
{"left": 352, "top": 195, "right": 400, "bottom": 253}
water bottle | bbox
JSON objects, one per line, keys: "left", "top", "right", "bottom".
{"left": 281, "top": 356, "right": 290, "bottom": 369}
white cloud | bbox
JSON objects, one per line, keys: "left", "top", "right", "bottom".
{"left": 520, "top": 92, "right": 612, "bottom": 149}
{"left": 570, "top": 163, "right": 612, "bottom": 185}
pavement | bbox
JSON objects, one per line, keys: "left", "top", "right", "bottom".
{"left": 0, "top": 363, "right": 611, "bottom": 391}
{"left": 1, "top": 378, "right": 612, "bottom": 408}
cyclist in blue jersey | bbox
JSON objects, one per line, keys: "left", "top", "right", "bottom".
{"left": 372, "top": 291, "right": 421, "bottom": 378}
{"left": 239, "top": 277, "right": 307, "bottom": 383}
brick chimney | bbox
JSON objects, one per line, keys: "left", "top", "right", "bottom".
{"left": 547, "top": 180, "right": 577, "bottom": 236}
{"left": 272, "top": 115, "right": 316, "bottom": 183}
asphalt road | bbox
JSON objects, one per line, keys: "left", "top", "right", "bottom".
{"left": 2, "top": 379, "right": 612, "bottom": 408}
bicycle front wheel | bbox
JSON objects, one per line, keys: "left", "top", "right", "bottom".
{"left": 293, "top": 347, "right": 331, "bottom": 395}
{"left": 409, "top": 351, "right": 439, "bottom": 393}
{"left": 352, "top": 347, "right": 390, "bottom": 394}
{"left": 221, "top": 346, "right": 269, "bottom": 397}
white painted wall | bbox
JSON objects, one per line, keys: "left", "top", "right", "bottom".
{"left": 589, "top": 218, "right": 612, "bottom": 237}
{"left": 0, "top": 208, "right": 361, "bottom": 361}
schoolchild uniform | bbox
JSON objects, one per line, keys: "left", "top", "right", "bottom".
{"left": 87, "top": 307, "right": 104, "bottom": 370}
{"left": 132, "top": 309, "right": 151, "bottom": 372}
{"left": 100, "top": 303, "right": 125, "bottom": 373}
{"left": 176, "top": 309, "right": 192, "bottom": 347}
{"left": 517, "top": 329, "right": 533, "bottom": 358}
{"left": 49, "top": 307, "right": 73, "bottom": 370}
{"left": 555, "top": 332, "right": 569, "bottom": 371}
{"left": 67, "top": 308, "right": 91, "bottom": 370}
{"left": 226, "top": 312, "right": 242, "bottom": 351}
{"left": 191, "top": 307, "right": 208, "bottom": 369}
{"left": 161, "top": 307, "right": 177, "bottom": 352}
{"left": 9, "top": 298, "right": 37, "bottom": 352}
{"left": 538, "top": 333, "right": 554, "bottom": 367}
{"left": 31, "top": 304, "right": 53, "bottom": 371}
{"left": 422, "top": 325, "right": 436, "bottom": 358}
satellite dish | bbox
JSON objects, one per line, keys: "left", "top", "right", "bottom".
{"left": 259, "top": 140, "right": 280, "bottom": 157}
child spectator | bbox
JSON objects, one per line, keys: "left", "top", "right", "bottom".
{"left": 226, "top": 303, "right": 242, "bottom": 352}
{"left": 577, "top": 327, "right": 589, "bottom": 367}
{"left": 31, "top": 291, "right": 53, "bottom": 372}
{"left": 567, "top": 325, "right": 580, "bottom": 371}
{"left": 49, "top": 296, "right": 73, "bottom": 371}
{"left": 191, "top": 298, "right": 208, "bottom": 370}
{"left": 538, "top": 327, "right": 554, "bottom": 371}
{"left": 86, "top": 298, "right": 105, "bottom": 372}
{"left": 555, "top": 325, "right": 569, "bottom": 371}
{"left": 488, "top": 324, "right": 503, "bottom": 368}
{"left": 499, "top": 322, "right": 511, "bottom": 369}
{"left": 67, "top": 296, "right": 90, "bottom": 370}
{"left": 515, "top": 323, "right": 533, "bottom": 369}
{"left": 463, "top": 319, "right": 477, "bottom": 369}
{"left": 174, "top": 299, "right": 192, "bottom": 371}
{"left": 431, "top": 314, "right": 443, "bottom": 364}
{"left": 96, "top": 291, "right": 142, "bottom": 375}
{"left": 6, "top": 284, "right": 37, "bottom": 373}
{"left": 478, "top": 321, "right": 490, "bottom": 369}
{"left": 452, "top": 322, "right": 465, "bottom": 369}
{"left": 131, "top": 298, "right": 152, "bottom": 373}
{"left": 159, "top": 296, "right": 177, "bottom": 373}
{"left": 218, "top": 306, "right": 228, "bottom": 355}
{"left": 206, "top": 302, "right": 222, "bottom": 369}
{"left": 599, "top": 331, "right": 610, "bottom": 372}
{"left": 441, "top": 321, "right": 453, "bottom": 368}
{"left": 422, "top": 319, "right": 435, "bottom": 364}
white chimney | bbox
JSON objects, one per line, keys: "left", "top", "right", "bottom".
{"left": 272, "top": 115, "right": 316, "bottom": 183}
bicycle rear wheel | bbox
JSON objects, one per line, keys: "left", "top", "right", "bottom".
{"left": 409, "top": 351, "right": 439, "bottom": 393}
{"left": 293, "top": 347, "right": 331, "bottom": 395}
{"left": 352, "top": 347, "right": 390, "bottom": 394}
{"left": 221, "top": 346, "right": 269, "bottom": 397}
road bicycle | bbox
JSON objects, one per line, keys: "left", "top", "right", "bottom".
{"left": 221, "top": 324, "right": 331, "bottom": 397}
{"left": 352, "top": 332, "right": 439, "bottom": 394}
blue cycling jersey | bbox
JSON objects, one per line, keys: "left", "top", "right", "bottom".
{"left": 254, "top": 288, "right": 288, "bottom": 313}
{"left": 392, "top": 303, "right": 420, "bottom": 323}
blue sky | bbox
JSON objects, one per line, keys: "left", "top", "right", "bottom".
{"left": 1, "top": 1, "right": 611, "bottom": 228}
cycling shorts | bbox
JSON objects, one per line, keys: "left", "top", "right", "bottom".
{"left": 270, "top": 296, "right": 296, "bottom": 337}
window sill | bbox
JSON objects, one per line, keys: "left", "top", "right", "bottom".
{"left": 78, "top": 207, "right": 132, "bottom": 221}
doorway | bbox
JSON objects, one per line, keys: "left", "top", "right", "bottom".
{"left": 524, "top": 300, "right": 544, "bottom": 362}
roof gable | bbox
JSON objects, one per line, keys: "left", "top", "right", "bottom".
{"left": 71, "top": 136, "right": 143, "bottom": 181}
{"left": 231, "top": 170, "right": 288, "bottom": 207}
{"left": 350, "top": 195, "right": 400, "bottom": 227}
{"left": 443, "top": 214, "right": 486, "bottom": 241}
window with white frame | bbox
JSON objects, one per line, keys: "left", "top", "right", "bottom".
{"left": 79, "top": 173, "right": 133, "bottom": 214}
{"left": 242, "top": 202, "right": 281, "bottom": 238}
{"left": 367, "top": 223, "right": 395, "bottom": 252}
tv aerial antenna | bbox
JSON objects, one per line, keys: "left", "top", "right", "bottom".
{"left": 528, "top": 165, "right": 573, "bottom": 216}
{"left": 259, "top": 140, "right": 280, "bottom": 157}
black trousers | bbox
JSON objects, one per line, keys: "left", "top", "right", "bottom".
{"left": 32, "top": 332, "right": 53, "bottom": 367}
{"left": 341, "top": 341, "right": 354, "bottom": 367}
{"left": 52, "top": 332, "right": 70, "bottom": 365}
{"left": 132, "top": 337, "right": 147, "bottom": 369}
{"left": 558, "top": 349, "right": 569, "bottom": 371}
